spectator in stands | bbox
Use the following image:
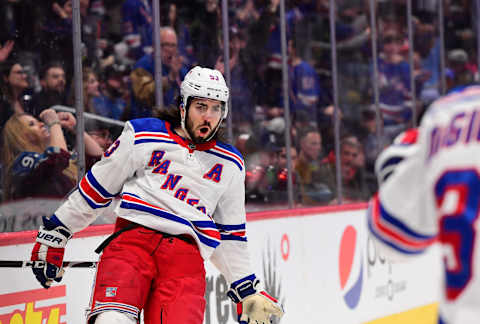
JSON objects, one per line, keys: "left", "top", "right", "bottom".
{"left": 128, "top": 26, "right": 188, "bottom": 118}
{"left": 80, "top": 0, "right": 110, "bottom": 70}
{"left": 0, "top": 59, "right": 31, "bottom": 128}
{"left": 315, "top": 104, "right": 342, "bottom": 156}
{"left": 92, "top": 66, "right": 127, "bottom": 120}
{"left": 1, "top": 109, "right": 76, "bottom": 201}
{"left": 67, "top": 67, "right": 101, "bottom": 115}
{"left": 253, "top": 102, "right": 287, "bottom": 152}
{"left": 122, "top": 0, "right": 153, "bottom": 62}
{"left": 84, "top": 118, "right": 113, "bottom": 151}
{"left": 35, "top": 1, "right": 68, "bottom": 75}
{"left": 333, "top": 135, "right": 371, "bottom": 203}
{"left": 414, "top": 10, "right": 441, "bottom": 104}
{"left": 84, "top": 118, "right": 115, "bottom": 171}
{"left": 0, "top": 0, "right": 44, "bottom": 57}
{"left": 266, "top": 145, "right": 299, "bottom": 202}
{"left": 1, "top": 108, "right": 103, "bottom": 201}
{"left": 244, "top": 141, "right": 281, "bottom": 204}
{"left": 162, "top": 1, "right": 195, "bottom": 68}
{"left": 215, "top": 26, "right": 256, "bottom": 131}
{"left": 376, "top": 30, "right": 413, "bottom": 139}
{"left": 190, "top": 0, "right": 221, "bottom": 67}
{"left": 69, "top": 66, "right": 125, "bottom": 119}
{"left": 356, "top": 107, "right": 389, "bottom": 173}
{"left": 288, "top": 38, "right": 325, "bottom": 125}
{"left": 37, "top": 0, "right": 103, "bottom": 74}
{"left": 277, "top": 145, "right": 298, "bottom": 171}
{"left": 30, "top": 61, "right": 68, "bottom": 117}
{"left": 446, "top": 49, "right": 476, "bottom": 91}
{"left": 444, "top": 3, "right": 475, "bottom": 52}
{"left": 295, "top": 127, "right": 334, "bottom": 205}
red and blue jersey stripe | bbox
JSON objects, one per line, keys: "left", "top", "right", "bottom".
{"left": 368, "top": 194, "right": 437, "bottom": 254}
{"left": 88, "top": 301, "right": 139, "bottom": 320}
{"left": 206, "top": 144, "right": 244, "bottom": 171}
{"left": 119, "top": 192, "right": 221, "bottom": 248}
{"left": 79, "top": 171, "right": 116, "bottom": 209}
{"left": 217, "top": 223, "right": 247, "bottom": 242}
{"left": 134, "top": 131, "right": 176, "bottom": 145}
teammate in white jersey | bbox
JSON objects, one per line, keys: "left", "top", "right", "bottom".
{"left": 368, "top": 84, "right": 480, "bottom": 324}
{"left": 30, "top": 66, "right": 284, "bottom": 324}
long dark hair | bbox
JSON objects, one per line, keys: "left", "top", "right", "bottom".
{"left": 155, "top": 96, "right": 228, "bottom": 143}
{"left": 0, "top": 59, "right": 17, "bottom": 102}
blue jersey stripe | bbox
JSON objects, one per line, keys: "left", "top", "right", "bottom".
{"left": 220, "top": 234, "right": 247, "bottom": 242}
{"left": 134, "top": 139, "right": 177, "bottom": 145}
{"left": 192, "top": 220, "right": 218, "bottom": 229}
{"left": 379, "top": 202, "right": 436, "bottom": 241}
{"left": 217, "top": 223, "right": 246, "bottom": 231}
{"left": 129, "top": 118, "right": 168, "bottom": 133}
{"left": 79, "top": 188, "right": 112, "bottom": 209}
{"left": 368, "top": 217, "right": 425, "bottom": 255}
{"left": 119, "top": 200, "right": 220, "bottom": 248}
{"left": 87, "top": 171, "right": 115, "bottom": 198}
{"left": 215, "top": 141, "right": 244, "bottom": 158}
{"left": 379, "top": 156, "right": 404, "bottom": 171}
{"left": 205, "top": 150, "right": 243, "bottom": 171}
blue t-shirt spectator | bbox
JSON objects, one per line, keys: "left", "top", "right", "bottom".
{"left": 92, "top": 96, "right": 126, "bottom": 120}
{"left": 290, "top": 61, "right": 323, "bottom": 116}
{"left": 122, "top": 0, "right": 153, "bottom": 61}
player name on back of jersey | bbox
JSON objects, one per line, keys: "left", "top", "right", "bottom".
{"left": 427, "top": 107, "right": 480, "bottom": 161}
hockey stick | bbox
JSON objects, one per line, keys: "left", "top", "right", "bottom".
{"left": 0, "top": 260, "right": 98, "bottom": 268}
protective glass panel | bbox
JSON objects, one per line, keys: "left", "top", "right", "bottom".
{"left": 1, "top": 1, "right": 479, "bottom": 231}
{"left": 0, "top": 0, "right": 125, "bottom": 232}
{"left": 287, "top": 2, "right": 337, "bottom": 207}
{"left": 334, "top": 1, "right": 379, "bottom": 204}
{"left": 414, "top": 2, "right": 443, "bottom": 111}
{"left": 78, "top": 0, "right": 130, "bottom": 225}
{"left": 0, "top": 1, "right": 76, "bottom": 232}
{"left": 222, "top": 1, "right": 288, "bottom": 210}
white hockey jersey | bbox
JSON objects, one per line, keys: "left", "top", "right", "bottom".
{"left": 367, "top": 85, "right": 480, "bottom": 324}
{"left": 55, "top": 118, "right": 253, "bottom": 284}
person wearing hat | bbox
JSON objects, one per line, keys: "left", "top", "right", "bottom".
{"left": 446, "top": 48, "right": 476, "bottom": 91}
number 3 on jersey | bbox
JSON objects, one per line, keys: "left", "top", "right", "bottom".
{"left": 435, "top": 169, "right": 480, "bottom": 300}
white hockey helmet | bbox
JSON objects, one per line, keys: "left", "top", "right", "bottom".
{"left": 180, "top": 66, "right": 229, "bottom": 141}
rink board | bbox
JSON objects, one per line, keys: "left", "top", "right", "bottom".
{"left": 0, "top": 204, "right": 441, "bottom": 324}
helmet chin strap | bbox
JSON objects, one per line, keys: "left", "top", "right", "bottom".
{"left": 180, "top": 106, "right": 193, "bottom": 141}
{"left": 204, "top": 119, "right": 222, "bottom": 142}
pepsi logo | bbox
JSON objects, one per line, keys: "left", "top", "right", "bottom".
{"left": 339, "top": 225, "right": 363, "bottom": 309}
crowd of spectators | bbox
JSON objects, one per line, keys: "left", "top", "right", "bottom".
{"left": 0, "top": 0, "right": 479, "bottom": 216}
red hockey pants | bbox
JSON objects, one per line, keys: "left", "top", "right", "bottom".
{"left": 87, "top": 219, "right": 206, "bottom": 324}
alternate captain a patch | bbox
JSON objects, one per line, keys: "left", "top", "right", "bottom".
{"left": 203, "top": 164, "right": 223, "bottom": 183}
{"left": 106, "top": 287, "right": 118, "bottom": 297}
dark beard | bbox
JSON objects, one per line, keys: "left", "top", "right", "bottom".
{"left": 186, "top": 118, "right": 212, "bottom": 144}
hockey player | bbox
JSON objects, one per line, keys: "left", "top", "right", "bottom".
{"left": 368, "top": 84, "right": 480, "bottom": 324}
{"left": 30, "top": 66, "right": 284, "bottom": 324}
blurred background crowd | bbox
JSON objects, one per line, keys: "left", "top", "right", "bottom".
{"left": 0, "top": 0, "right": 478, "bottom": 230}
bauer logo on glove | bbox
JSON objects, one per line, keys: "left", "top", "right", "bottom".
{"left": 31, "top": 215, "right": 72, "bottom": 289}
